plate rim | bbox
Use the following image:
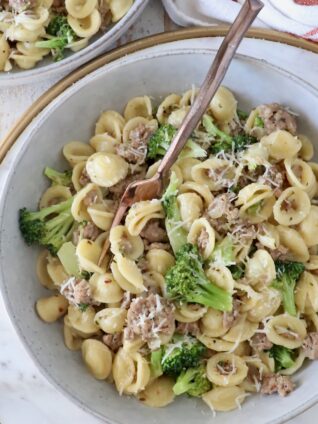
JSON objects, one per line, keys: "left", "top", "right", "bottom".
{"left": 1, "top": 26, "right": 318, "bottom": 163}
{"left": 1, "top": 45, "right": 318, "bottom": 424}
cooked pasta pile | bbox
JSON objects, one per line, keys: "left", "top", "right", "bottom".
{"left": 19, "top": 86, "right": 318, "bottom": 413}
{"left": 0, "top": 0, "right": 133, "bottom": 71}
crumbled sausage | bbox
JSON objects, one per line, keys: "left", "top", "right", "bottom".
{"left": 250, "top": 333, "right": 273, "bottom": 351}
{"left": 79, "top": 168, "right": 91, "bottom": 187}
{"left": 268, "top": 245, "right": 289, "bottom": 261}
{"left": 216, "top": 361, "right": 237, "bottom": 376}
{"left": 207, "top": 193, "right": 258, "bottom": 243}
{"left": 223, "top": 299, "right": 241, "bottom": 330}
{"left": 52, "top": 0, "right": 66, "bottom": 13}
{"left": 144, "top": 241, "right": 172, "bottom": 252}
{"left": 261, "top": 374, "right": 295, "bottom": 397}
{"left": 256, "top": 103, "right": 297, "bottom": 136}
{"left": 72, "top": 222, "right": 100, "bottom": 245}
{"left": 125, "top": 293, "right": 175, "bottom": 348}
{"left": 102, "top": 333, "right": 123, "bottom": 352}
{"left": 98, "top": 0, "right": 112, "bottom": 31}
{"left": 109, "top": 169, "right": 146, "bottom": 200}
{"left": 197, "top": 229, "right": 209, "bottom": 253}
{"left": 121, "top": 292, "right": 134, "bottom": 310}
{"left": 60, "top": 278, "right": 96, "bottom": 306}
{"left": 140, "top": 219, "right": 168, "bottom": 243}
{"left": 176, "top": 321, "right": 200, "bottom": 337}
{"left": 257, "top": 164, "right": 286, "bottom": 197}
{"left": 83, "top": 189, "right": 100, "bottom": 207}
{"left": 302, "top": 332, "right": 318, "bottom": 359}
{"left": 116, "top": 124, "right": 153, "bottom": 165}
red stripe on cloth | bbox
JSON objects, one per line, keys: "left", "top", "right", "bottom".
{"left": 303, "top": 27, "right": 318, "bottom": 36}
{"left": 294, "top": 0, "right": 318, "bottom": 5}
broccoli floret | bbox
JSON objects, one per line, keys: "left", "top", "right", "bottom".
{"left": 254, "top": 115, "right": 265, "bottom": 128}
{"left": 165, "top": 244, "right": 232, "bottom": 311}
{"left": 161, "top": 335, "right": 206, "bottom": 376}
{"left": 202, "top": 115, "right": 257, "bottom": 153}
{"left": 161, "top": 172, "right": 187, "bottom": 254}
{"left": 232, "top": 134, "right": 258, "bottom": 151}
{"left": 150, "top": 348, "right": 163, "bottom": 379}
{"left": 173, "top": 364, "right": 212, "bottom": 397}
{"left": 78, "top": 303, "right": 89, "bottom": 312}
{"left": 209, "top": 236, "right": 235, "bottom": 267}
{"left": 269, "top": 345, "right": 295, "bottom": 372}
{"left": 44, "top": 166, "right": 72, "bottom": 186}
{"left": 228, "top": 264, "right": 245, "bottom": 280}
{"left": 147, "top": 124, "right": 206, "bottom": 160}
{"left": 81, "top": 270, "right": 93, "bottom": 280}
{"left": 35, "top": 16, "right": 76, "bottom": 61}
{"left": 19, "top": 197, "right": 74, "bottom": 255}
{"left": 272, "top": 260, "right": 305, "bottom": 316}
{"left": 237, "top": 109, "right": 249, "bottom": 120}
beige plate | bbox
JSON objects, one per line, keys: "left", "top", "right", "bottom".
{"left": 1, "top": 26, "right": 318, "bottom": 164}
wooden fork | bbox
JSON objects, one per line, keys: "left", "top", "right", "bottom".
{"left": 98, "top": 0, "right": 264, "bottom": 265}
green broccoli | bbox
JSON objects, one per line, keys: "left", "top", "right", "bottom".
{"left": 254, "top": 115, "right": 265, "bottom": 128}
{"left": 44, "top": 166, "right": 72, "bottom": 187}
{"left": 165, "top": 244, "right": 232, "bottom": 311}
{"left": 19, "top": 197, "right": 74, "bottom": 255}
{"left": 202, "top": 115, "right": 257, "bottom": 154}
{"left": 150, "top": 348, "right": 163, "bottom": 379}
{"left": 237, "top": 109, "right": 249, "bottom": 120}
{"left": 161, "top": 335, "right": 206, "bottom": 376}
{"left": 147, "top": 124, "right": 206, "bottom": 160}
{"left": 161, "top": 172, "right": 187, "bottom": 254}
{"left": 269, "top": 345, "right": 295, "bottom": 372}
{"left": 228, "top": 264, "right": 245, "bottom": 280}
{"left": 173, "top": 364, "right": 212, "bottom": 397}
{"left": 272, "top": 260, "right": 305, "bottom": 316}
{"left": 35, "top": 16, "right": 76, "bottom": 61}
{"left": 209, "top": 236, "right": 235, "bottom": 267}
{"left": 78, "top": 303, "right": 89, "bottom": 312}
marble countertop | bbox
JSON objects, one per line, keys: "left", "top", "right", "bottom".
{"left": 1, "top": 1, "right": 318, "bottom": 423}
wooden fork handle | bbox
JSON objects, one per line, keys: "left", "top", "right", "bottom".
{"left": 157, "top": 0, "right": 263, "bottom": 177}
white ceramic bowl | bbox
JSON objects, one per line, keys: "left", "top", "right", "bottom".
{"left": 1, "top": 46, "right": 318, "bottom": 424}
{"left": 0, "top": 0, "right": 148, "bottom": 87}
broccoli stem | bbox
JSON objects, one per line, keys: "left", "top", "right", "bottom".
{"left": 150, "top": 349, "right": 163, "bottom": 379}
{"left": 272, "top": 260, "right": 305, "bottom": 316}
{"left": 202, "top": 114, "right": 232, "bottom": 143}
{"left": 44, "top": 166, "right": 72, "bottom": 186}
{"left": 162, "top": 172, "right": 187, "bottom": 254}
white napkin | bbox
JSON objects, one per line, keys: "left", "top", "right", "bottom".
{"left": 161, "top": 0, "right": 318, "bottom": 41}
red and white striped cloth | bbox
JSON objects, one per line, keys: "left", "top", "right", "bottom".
{"left": 161, "top": 0, "right": 318, "bottom": 42}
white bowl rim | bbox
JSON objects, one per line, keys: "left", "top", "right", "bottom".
{"left": 0, "top": 0, "right": 148, "bottom": 85}
{"left": 1, "top": 46, "right": 318, "bottom": 424}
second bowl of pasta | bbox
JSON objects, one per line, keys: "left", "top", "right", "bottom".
{"left": 1, "top": 45, "right": 318, "bottom": 424}
{"left": 0, "top": 0, "right": 148, "bottom": 85}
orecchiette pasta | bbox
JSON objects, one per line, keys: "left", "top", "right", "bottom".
{"left": 82, "top": 339, "right": 112, "bottom": 380}
{"left": 261, "top": 130, "right": 302, "bottom": 160}
{"left": 125, "top": 200, "right": 164, "bottom": 236}
{"left": 265, "top": 315, "right": 307, "bottom": 349}
{"left": 24, "top": 90, "right": 317, "bottom": 414}
{"left": 90, "top": 273, "right": 123, "bottom": 304}
{"left": 207, "top": 353, "right": 248, "bottom": 386}
{"left": 95, "top": 308, "right": 127, "bottom": 333}
{"left": 273, "top": 187, "right": 311, "bottom": 226}
{"left": 203, "top": 386, "right": 247, "bottom": 412}
{"left": 36, "top": 295, "right": 68, "bottom": 323}
{"left": 145, "top": 249, "right": 175, "bottom": 275}
{"left": 86, "top": 152, "right": 129, "bottom": 187}
{"left": 138, "top": 376, "right": 175, "bottom": 407}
